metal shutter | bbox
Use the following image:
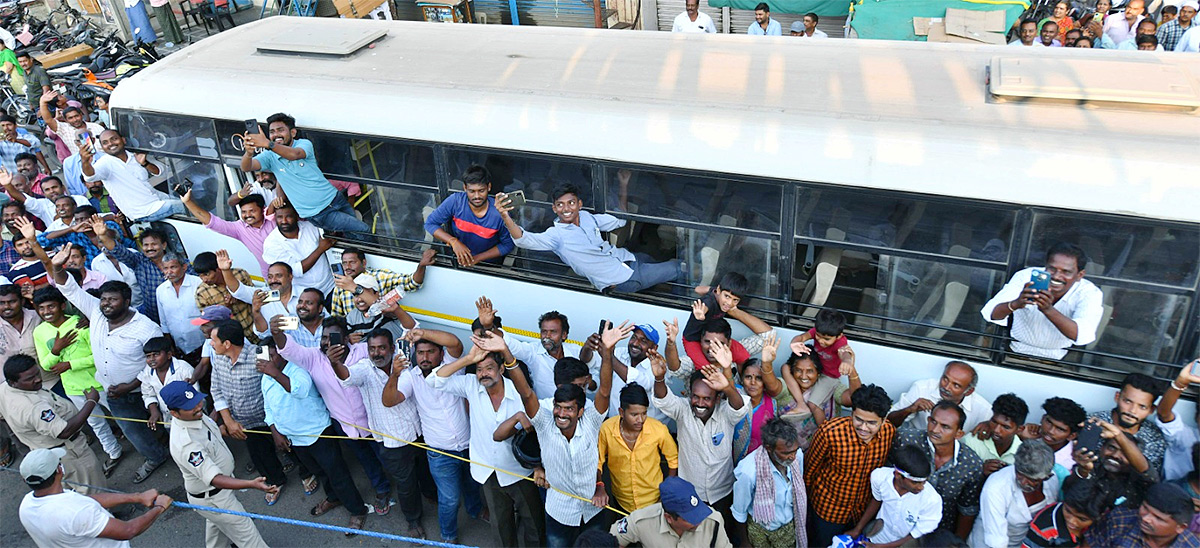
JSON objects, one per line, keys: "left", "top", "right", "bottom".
{"left": 657, "top": 0, "right": 724, "bottom": 32}
{"left": 729, "top": 9, "right": 845, "bottom": 36}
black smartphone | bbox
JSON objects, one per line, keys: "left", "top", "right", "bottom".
{"left": 597, "top": 319, "right": 611, "bottom": 334}
{"left": 244, "top": 119, "right": 259, "bottom": 135}
{"left": 172, "top": 177, "right": 192, "bottom": 196}
{"left": 1075, "top": 421, "right": 1104, "bottom": 455}
{"left": 329, "top": 332, "right": 343, "bottom": 346}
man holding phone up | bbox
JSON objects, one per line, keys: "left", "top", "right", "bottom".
{"left": 981, "top": 242, "right": 1104, "bottom": 359}
{"left": 80, "top": 129, "right": 185, "bottom": 223}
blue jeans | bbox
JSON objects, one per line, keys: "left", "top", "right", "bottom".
{"left": 546, "top": 511, "right": 603, "bottom": 548}
{"left": 333, "top": 423, "right": 391, "bottom": 497}
{"left": 308, "top": 192, "right": 369, "bottom": 233}
{"left": 135, "top": 199, "right": 186, "bottom": 222}
{"left": 428, "top": 449, "right": 483, "bottom": 542}
{"left": 105, "top": 390, "right": 168, "bottom": 466}
{"left": 613, "top": 252, "right": 683, "bottom": 293}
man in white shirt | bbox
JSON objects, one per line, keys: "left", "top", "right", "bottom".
{"left": 748, "top": 2, "right": 782, "bottom": 35}
{"left": 261, "top": 202, "right": 335, "bottom": 297}
{"left": 981, "top": 242, "right": 1103, "bottom": 360}
{"left": 18, "top": 447, "right": 172, "bottom": 548}
{"left": 672, "top": 0, "right": 716, "bottom": 33}
{"left": 429, "top": 338, "right": 544, "bottom": 548}
{"left": 1176, "top": 22, "right": 1200, "bottom": 50}
{"left": 1104, "top": 0, "right": 1146, "bottom": 44}
{"left": 137, "top": 336, "right": 197, "bottom": 430}
{"left": 582, "top": 322, "right": 661, "bottom": 419}
{"left": 887, "top": 361, "right": 993, "bottom": 432}
{"left": 1154, "top": 361, "right": 1200, "bottom": 481}
{"left": 80, "top": 131, "right": 182, "bottom": 223}
{"left": 1009, "top": 19, "right": 1045, "bottom": 46}
{"left": 37, "top": 90, "right": 105, "bottom": 158}
{"left": 384, "top": 327, "right": 486, "bottom": 543}
{"left": 845, "top": 445, "right": 943, "bottom": 546}
{"left": 968, "top": 441, "right": 1059, "bottom": 548}
{"left": 154, "top": 251, "right": 204, "bottom": 358}
{"left": 474, "top": 297, "right": 597, "bottom": 399}
{"left": 790, "top": 13, "right": 828, "bottom": 37}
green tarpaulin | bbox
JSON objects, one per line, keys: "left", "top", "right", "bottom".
{"left": 707, "top": 0, "right": 852, "bottom": 17}
{"left": 848, "top": 0, "right": 1028, "bottom": 41}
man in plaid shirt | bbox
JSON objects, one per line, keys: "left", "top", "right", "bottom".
{"left": 329, "top": 247, "right": 435, "bottom": 317}
{"left": 1158, "top": 0, "right": 1197, "bottom": 51}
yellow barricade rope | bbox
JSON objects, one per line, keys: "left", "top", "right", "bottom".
{"left": 94, "top": 413, "right": 628, "bottom": 516}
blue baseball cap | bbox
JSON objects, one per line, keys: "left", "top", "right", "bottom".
{"left": 659, "top": 477, "right": 711, "bottom": 526}
{"left": 160, "top": 381, "right": 206, "bottom": 411}
{"left": 634, "top": 324, "right": 660, "bottom": 345}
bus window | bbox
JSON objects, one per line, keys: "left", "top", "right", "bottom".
{"left": 445, "top": 148, "right": 595, "bottom": 230}
{"left": 115, "top": 111, "right": 219, "bottom": 160}
{"left": 355, "top": 184, "right": 440, "bottom": 253}
{"left": 795, "top": 187, "right": 1016, "bottom": 257}
{"left": 606, "top": 168, "right": 782, "bottom": 232}
{"left": 161, "top": 158, "right": 238, "bottom": 222}
{"left": 306, "top": 132, "right": 437, "bottom": 189}
{"left": 1079, "top": 287, "right": 1190, "bottom": 375}
{"left": 1026, "top": 213, "right": 1200, "bottom": 288}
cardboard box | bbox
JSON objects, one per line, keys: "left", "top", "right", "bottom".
{"left": 927, "top": 22, "right": 986, "bottom": 44}
{"left": 330, "top": 0, "right": 388, "bottom": 18}
{"left": 34, "top": 44, "right": 93, "bottom": 68}
{"left": 945, "top": 8, "right": 1007, "bottom": 32}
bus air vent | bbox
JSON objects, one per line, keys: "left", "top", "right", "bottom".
{"left": 988, "top": 56, "right": 1200, "bottom": 110}
{"left": 256, "top": 23, "right": 387, "bottom": 57}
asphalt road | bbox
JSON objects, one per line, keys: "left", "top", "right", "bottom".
{"left": 0, "top": 433, "right": 499, "bottom": 547}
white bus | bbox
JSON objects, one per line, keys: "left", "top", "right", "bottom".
{"left": 107, "top": 17, "right": 1200, "bottom": 419}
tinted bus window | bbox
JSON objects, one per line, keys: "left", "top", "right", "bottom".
{"left": 115, "top": 111, "right": 219, "bottom": 160}
{"left": 445, "top": 149, "right": 595, "bottom": 210}
{"left": 307, "top": 132, "right": 436, "bottom": 189}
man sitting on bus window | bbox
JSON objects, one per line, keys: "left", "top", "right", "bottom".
{"left": 495, "top": 184, "right": 683, "bottom": 294}
{"left": 980, "top": 242, "right": 1103, "bottom": 360}
{"left": 239, "top": 113, "right": 369, "bottom": 234}
{"left": 80, "top": 130, "right": 184, "bottom": 224}
{"left": 424, "top": 165, "right": 514, "bottom": 268}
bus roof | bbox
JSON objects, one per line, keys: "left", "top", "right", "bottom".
{"left": 111, "top": 17, "right": 1200, "bottom": 223}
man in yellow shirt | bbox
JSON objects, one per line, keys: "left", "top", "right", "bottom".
{"left": 598, "top": 381, "right": 679, "bottom": 514}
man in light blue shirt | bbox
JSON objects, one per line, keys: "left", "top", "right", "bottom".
{"left": 748, "top": 3, "right": 782, "bottom": 36}
{"left": 258, "top": 340, "right": 369, "bottom": 532}
{"left": 154, "top": 250, "right": 204, "bottom": 356}
{"left": 240, "top": 113, "right": 368, "bottom": 233}
{"left": 496, "top": 184, "right": 683, "bottom": 293}
{"left": 731, "top": 418, "right": 806, "bottom": 547}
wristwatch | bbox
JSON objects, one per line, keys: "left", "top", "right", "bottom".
{"left": 352, "top": 286, "right": 364, "bottom": 296}
{"left": 267, "top": 141, "right": 276, "bottom": 150}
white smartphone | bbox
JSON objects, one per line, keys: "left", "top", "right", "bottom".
{"left": 278, "top": 316, "right": 300, "bottom": 330}
{"left": 263, "top": 289, "right": 281, "bottom": 303}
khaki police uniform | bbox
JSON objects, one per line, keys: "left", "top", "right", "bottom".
{"left": 610, "top": 502, "right": 733, "bottom": 548}
{"left": 169, "top": 414, "right": 269, "bottom": 548}
{"left": 0, "top": 382, "right": 104, "bottom": 494}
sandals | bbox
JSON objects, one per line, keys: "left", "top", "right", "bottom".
{"left": 373, "top": 494, "right": 392, "bottom": 516}
{"left": 265, "top": 484, "right": 283, "bottom": 506}
{"left": 302, "top": 475, "right": 319, "bottom": 495}
{"left": 310, "top": 499, "right": 342, "bottom": 516}
{"left": 132, "top": 459, "right": 163, "bottom": 484}
{"left": 345, "top": 515, "right": 366, "bottom": 537}
{"left": 0, "top": 439, "right": 15, "bottom": 468}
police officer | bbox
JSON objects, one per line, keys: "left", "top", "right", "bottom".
{"left": 0, "top": 354, "right": 105, "bottom": 494}
{"left": 161, "top": 380, "right": 273, "bottom": 548}
{"left": 610, "top": 476, "right": 733, "bottom": 548}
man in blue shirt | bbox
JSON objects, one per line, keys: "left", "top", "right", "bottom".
{"left": 425, "top": 164, "right": 514, "bottom": 267}
{"left": 240, "top": 113, "right": 368, "bottom": 234}
{"left": 497, "top": 184, "right": 683, "bottom": 294}
{"left": 257, "top": 339, "right": 369, "bottom": 533}
{"left": 748, "top": 3, "right": 782, "bottom": 35}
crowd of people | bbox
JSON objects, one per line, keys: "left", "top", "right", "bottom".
{"left": 0, "top": 102, "right": 1196, "bottom": 548}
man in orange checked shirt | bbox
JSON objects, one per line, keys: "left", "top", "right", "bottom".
{"left": 598, "top": 383, "right": 679, "bottom": 515}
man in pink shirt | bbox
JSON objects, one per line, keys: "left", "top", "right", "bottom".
{"left": 181, "top": 188, "right": 276, "bottom": 277}
{"left": 267, "top": 314, "right": 396, "bottom": 514}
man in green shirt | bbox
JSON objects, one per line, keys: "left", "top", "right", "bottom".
{"left": 31, "top": 285, "right": 124, "bottom": 474}
{"left": 963, "top": 393, "right": 1028, "bottom": 478}
{"left": 16, "top": 52, "right": 49, "bottom": 108}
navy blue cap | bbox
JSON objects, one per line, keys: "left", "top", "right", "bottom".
{"left": 659, "top": 477, "right": 711, "bottom": 526}
{"left": 160, "top": 381, "right": 206, "bottom": 411}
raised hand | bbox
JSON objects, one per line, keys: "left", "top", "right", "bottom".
{"left": 471, "top": 331, "right": 508, "bottom": 353}
{"left": 50, "top": 243, "right": 74, "bottom": 268}
{"left": 700, "top": 363, "right": 730, "bottom": 392}
{"left": 661, "top": 317, "right": 679, "bottom": 341}
{"left": 761, "top": 331, "right": 780, "bottom": 364}
{"left": 215, "top": 249, "right": 233, "bottom": 270}
{"left": 12, "top": 216, "right": 36, "bottom": 239}
{"left": 251, "top": 290, "right": 265, "bottom": 313}
{"left": 648, "top": 349, "right": 667, "bottom": 379}
{"left": 709, "top": 338, "right": 734, "bottom": 370}
{"left": 789, "top": 339, "right": 812, "bottom": 356}
{"left": 88, "top": 215, "right": 108, "bottom": 237}
{"left": 601, "top": 320, "right": 634, "bottom": 350}
{"left": 403, "top": 328, "right": 425, "bottom": 343}
{"left": 691, "top": 299, "right": 708, "bottom": 321}
{"left": 838, "top": 345, "right": 855, "bottom": 376}
{"left": 494, "top": 192, "right": 514, "bottom": 216}
{"left": 475, "top": 296, "right": 496, "bottom": 327}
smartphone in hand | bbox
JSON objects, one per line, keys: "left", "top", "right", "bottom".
{"left": 1030, "top": 269, "right": 1051, "bottom": 292}
{"left": 328, "top": 331, "right": 343, "bottom": 346}
{"left": 244, "top": 119, "right": 260, "bottom": 135}
{"left": 506, "top": 190, "right": 527, "bottom": 209}
{"left": 1075, "top": 421, "right": 1104, "bottom": 455}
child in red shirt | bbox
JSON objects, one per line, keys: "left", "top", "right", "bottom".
{"left": 790, "top": 308, "right": 853, "bottom": 378}
{"left": 682, "top": 272, "right": 753, "bottom": 368}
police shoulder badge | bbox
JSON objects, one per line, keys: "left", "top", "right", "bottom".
{"left": 616, "top": 518, "right": 628, "bottom": 534}
{"left": 39, "top": 409, "right": 55, "bottom": 422}
{"left": 188, "top": 451, "right": 204, "bottom": 467}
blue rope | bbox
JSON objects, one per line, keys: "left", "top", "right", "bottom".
{"left": 1, "top": 466, "right": 474, "bottom": 548}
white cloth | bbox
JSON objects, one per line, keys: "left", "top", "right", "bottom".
{"left": 889, "top": 378, "right": 994, "bottom": 432}
{"left": 869, "top": 467, "right": 943, "bottom": 544}
{"left": 530, "top": 397, "right": 605, "bottom": 525}
{"left": 1103, "top": 13, "right": 1145, "bottom": 44}
{"left": 503, "top": 331, "right": 597, "bottom": 399}
{"left": 82, "top": 154, "right": 170, "bottom": 221}
{"left": 426, "top": 371, "right": 533, "bottom": 486}
{"left": 981, "top": 267, "right": 1104, "bottom": 359}
{"left": 1177, "top": 25, "right": 1200, "bottom": 51}
{"left": 1008, "top": 40, "right": 1046, "bottom": 46}
{"left": 19, "top": 490, "right": 130, "bottom": 548}
{"left": 396, "top": 353, "right": 470, "bottom": 451}
{"left": 797, "top": 28, "right": 828, "bottom": 38}
{"left": 137, "top": 358, "right": 197, "bottom": 412}
{"left": 652, "top": 389, "right": 749, "bottom": 503}
{"left": 1155, "top": 413, "right": 1200, "bottom": 481}
{"left": 672, "top": 11, "right": 716, "bottom": 33}
{"left": 262, "top": 221, "right": 334, "bottom": 297}
{"left": 90, "top": 252, "right": 142, "bottom": 309}
{"left": 155, "top": 275, "right": 204, "bottom": 353}
{"left": 24, "top": 195, "right": 56, "bottom": 225}
{"left": 340, "top": 359, "right": 420, "bottom": 448}
{"left": 58, "top": 273, "right": 163, "bottom": 389}
{"left": 968, "top": 466, "right": 1059, "bottom": 548}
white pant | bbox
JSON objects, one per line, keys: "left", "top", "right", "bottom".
{"left": 68, "top": 393, "right": 123, "bottom": 459}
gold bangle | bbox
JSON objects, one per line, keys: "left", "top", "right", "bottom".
{"left": 503, "top": 358, "right": 517, "bottom": 370}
